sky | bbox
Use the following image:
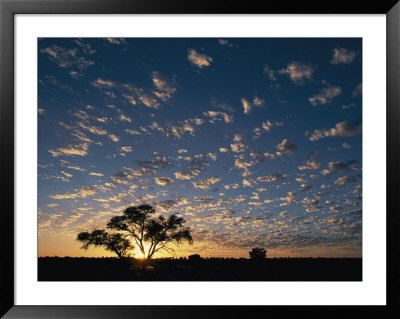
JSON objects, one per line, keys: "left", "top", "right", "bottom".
{"left": 38, "top": 38, "right": 362, "bottom": 258}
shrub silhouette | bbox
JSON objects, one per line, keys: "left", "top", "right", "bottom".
{"left": 249, "top": 247, "right": 267, "bottom": 260}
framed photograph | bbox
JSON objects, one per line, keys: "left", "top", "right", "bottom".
{"left": 1, "top": 0, "right": 399, "bottom": 318}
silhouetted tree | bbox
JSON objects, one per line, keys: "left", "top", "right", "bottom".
{"left": 106, "top": 205, "right": 193, "bottom": 260}
{"left": 76, "top": 229, "right": 133, "bottom": 259}
{"left": 249, "top": 247, "right": 267, "bottom": 260}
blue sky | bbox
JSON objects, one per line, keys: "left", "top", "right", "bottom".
{"left": 38, "top": 38, "right": 362, "bottom": 258}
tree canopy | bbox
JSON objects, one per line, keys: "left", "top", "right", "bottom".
{"left": 107, "top": 205, "right": 193, "bottom": 260}
{"left": 77, "top": 205, "right": 193, "bottom": 260}
{"left": 249, "top": 247, "right": 267, "bottom": 260}
{"left": 76, "top": 229, "right": 133, "bottom": 258}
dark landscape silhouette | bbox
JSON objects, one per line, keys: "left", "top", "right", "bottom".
{"left": 38, "top": 256, "right": 361, "bottom": 281}
{"left": 38, "top": 205, "right": 362, "bottom": 281}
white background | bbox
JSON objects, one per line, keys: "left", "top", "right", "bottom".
{"left": 15, "top": 15, "right": 386, "bottom": 305}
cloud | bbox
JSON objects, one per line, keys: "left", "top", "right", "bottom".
{"left": 342, "top": 143, "right": 351, "bottom": 149}
{"left": 125, "top": 129, "right": 141, "bottom": 135}
{"left": 149, "top": 119, "right": 202, "bottom": 139}
{"left": 264, "top": 152, "right": 276, "bottom": 160}
{"left": 309, "top": 85, "right": 342, "bottom": 106}
{"left": 208, "top": 153, "right": 217, "bottom": 161}
{"left": 155, "top": 177, "right": 175, "bottom": 186}
{"left": 300, "top": 184, "right": 312, "bottom": 192}
{"left": 234, "top": 158, "right": 254, "bottom": 170}
{"left": 276, "top": 139, "right": 298, "bottom": 155}
{"left": 42, "top": 75, "right": 79, "bottom": 94}
{"left": 135, "top": 155, "right": 172, "bottom": 170}
{"left": 151, "top": 71, "right": 177, "bottom": 101}
{"left": 60, "top": 160, "right": 86, "bottom": 171}
{"left": 279, "top": 61, "right": 313, "bottom": 84}
{"left": 344, "top": 199, "right": 358, "bottom": 207}
{"left": 264, "top": 65, "right": 277, "bottom": 81}
{"left": 241, "top": 97, "right": 264, "bottom": 115}
{"left": 187, "top": 49, "right": 213, "bottom": 68}
{"left": 203, "top": 111, "right": 233, "bottom": 124}
{"left": 222, "top": 184, "right": 239, "bottom": 191}
{"left": 40, "top": 45, "right": 94, "bottom": 77}
{"left": 280, "top": 192, "right": 297, "bottom": 205}
{"left": 123, "top": 167, "right": 156, "bottom": 176}
{"left": 137, "top": 91, "right": 160, "bottom": 108}
{"left": 61, "top": 171, "right": 73, "bottom": 178}
{"left": 77, "top": 186, "right": 96, "bottom": 197}
{"left": 175, "top": 154, "right": 209, "bottom": 180}
{"left": 106, "top": 38, "right": 126, "bottom": 45}
{"left": 241, "top": 98, "right": 252, "bottom": 115}
{"left": 156, "top": 197, "right": 190, "bottom": 212}
{"left": 89, "top": 172, "right": 104, "bottom": 176}
{"left": 298, "top": 160, "right": 321, "bottom": 170}
{"left": 210, "top": 98, "right": 235, "bottom": 113}
{"left": 253, "top": 97, "right": 265, "bottom": 107}
{"left": 298, "top": 152, "right": 321, "bottom": 170}
{"left": 242, "top": 178, "right": 257, "bottom": 187}
{"left": 174, "top": 169, "right": 201, "bottom": 180}
{"left": 257, "top": 173, "right": 286, "bottom": 182}
{"left": 110, "top": 176, "right": 131, "bottom": 185}
{"left": 194, "top": 196, "right": 215, "bottom": 203}
{"left": 305, "top": 121, "right": 362, "bottom": 141}
{"left": 108, "top": 134, "right": 120, "bottom": 142}
{"left": 218, "top": 39, "right": 236, "bottom": 48}
{"left": 253, "top": 120, "right": 283, "bottom": 138}
{"left": 230, "top": 134, "right": 247, "bottom": 153}
{"left": 121, "top": 146, "right": 133, "bottom": 152}
{"left": 49, "top": 143, "right": 89, "bottom": 157}
{"left": 321, "top": 160, "right": 358, "bottom": 175}
{"left": 49, "top": 193, "right": 79, "bottom": 200}
{"left": 49, "top": 186, "right": 96, "bottom": 200}
{"left": 119, "top": 114, "right": 132, "bottom": 122}
{"left": 192, "top": 176, "right": 222, "bottom": 189}
{"left": 334, "top": 175, "right": 358, "bottom": 186}
{"left": 331, "top": 47, "right": 357, "bottom": 64}
{"left": 90, "top": 78, "right": 116, "bottom": 89}
{"left": 77, "top": 122, "right": 107, "bottom": 135}
{"left": 353, "top": 83, "right": 362, "bottom": 97}
{"left": 342, "top": 103, "right": 356, "bottom": 110}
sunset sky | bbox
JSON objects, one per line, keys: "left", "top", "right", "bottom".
{"left": 38, "top": 38, "right": 362, "bottom": 258}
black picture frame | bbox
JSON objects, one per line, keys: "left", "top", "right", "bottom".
{"left": 1, "top": 0, "right": 399, "bottom": 318}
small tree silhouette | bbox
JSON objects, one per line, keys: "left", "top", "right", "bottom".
{"left": 107, "top": 205, "right": 193, "bottom": 261}
{"left": 249, "top": 247, "right": 267, "bottom": 260}
{"left": 76, "top": 229, "right": 133, "bottom": 259}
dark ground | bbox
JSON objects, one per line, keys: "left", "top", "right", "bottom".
{"left": 38, "top": 257, "right": 362, "bottom": 281}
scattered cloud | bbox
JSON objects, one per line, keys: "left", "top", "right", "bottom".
{"left": 40, "top": 45, "right": 94, "bottom": 78}
{"left": 279, "top": 61, "right": 313, "bottom": 84}
{"left": 192, "top": 177, "right": 222, "bottom": 189}
{"left": 187, "top": 49, "right": 213, "bottom": 69}
{"left": 353, "top": 83, "right": 362, "bottom": 97}
{"left": 331, "top": 48, "right": 357, "bottom": 64}
{"left": 305, "top": 121, "right": 362, "bottom": 141}
{"left": 257, "top": 173, "right": 286, "bottom": 182}
{"left": 49, "top": 143, "right": 89, "bottom": 157}
{"left": 276, "top": 139, "right": 298, "bottom": 155}
{"left": 334, "top": 175, "right": 358, "bottom": 186}
{"left": 264, "top": 65, "right": 277, "bottom": 81}
{"left": 155, "top": 177, "right": 175, "bottom": 186}
{"left": 121, "top": 146, "right": 133, "bottom": 152}
{"left": 309, "top": 85, "right": 342, "bottom": 106}
{"left": 241, "top": 97, "right": 265, "bottom": 115}
{"left": 203, "top": 111, "right": 233, "bottom": 124}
